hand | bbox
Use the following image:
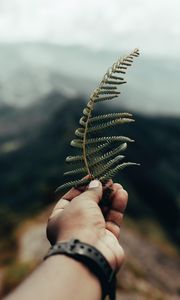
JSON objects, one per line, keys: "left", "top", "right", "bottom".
{"left": 47, "top": 180, "right": 128, "bottom": 270}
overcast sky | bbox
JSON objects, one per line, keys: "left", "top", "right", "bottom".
{"left": 0, "top": 0, "right": 179, "bottom": 56}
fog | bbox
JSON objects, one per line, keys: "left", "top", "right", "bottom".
{"left": 0, "top": 0, "right": 180, "bottom": 56}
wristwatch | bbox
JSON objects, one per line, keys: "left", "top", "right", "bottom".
{"left": 44, "top": 239, "right": 116, "bottom": 300}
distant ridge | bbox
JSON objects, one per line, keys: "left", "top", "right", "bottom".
{"left": 0, "top": 42, "right": 179, "bottom": 115}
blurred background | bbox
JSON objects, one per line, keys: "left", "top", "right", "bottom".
{"left": 0, "top": 0, "right": 180, "bottom": 299}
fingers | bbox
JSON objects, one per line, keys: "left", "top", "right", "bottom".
{"left": 51, "top": 180, "right": 103, "bottom": 218}
{"left": 74, "top": 180, "right": 103, "bottom": 204}
{"left": 54, "top": 187, "right": 84, "bottom": 210}
{"left": 106, "top": 221, "right": 120, "bottom": 238}
{"left": 61, "top": 186, "right": 85, "bottom": 201}
{"left": 106, "top": 210, "right": 123, "bottom": 227}
{"left": 50, "top": 186, "right": 85, "bottom": 218}
{"left": 110, "top": 183, "right": 128, "bottom": 213}
{"left": 104, "top": 183, "right": 128, "bottom": 239}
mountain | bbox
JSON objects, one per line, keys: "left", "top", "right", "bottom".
{"left": 0, "top": 42, "right": 179, "bottom": 115}
{"left": 0, "top": 95, "right": 180, "bottom": 246}
{"left": 0, "top": 91, "right": 72, "bottom": 149}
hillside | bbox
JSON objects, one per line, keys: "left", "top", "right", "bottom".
{"left": 1, "top": 209, "right": 180, "bottom": 299}
{"left": 0, "top": 96, "right": 180, "bottom": 246}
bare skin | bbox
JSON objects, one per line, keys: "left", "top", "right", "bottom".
{"left": 5, "top": 180, "right": 128, "bottom": 300}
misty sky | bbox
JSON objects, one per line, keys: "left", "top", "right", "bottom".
{"left": 0, "top": 0, "right": 179, "bottom": 56}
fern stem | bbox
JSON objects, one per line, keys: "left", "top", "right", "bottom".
{"left": 82, "top": 100, "right": 94, "bottom": 178}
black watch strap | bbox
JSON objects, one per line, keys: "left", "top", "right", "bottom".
{"left": 44, "top": 239, "right": 116, "bottom": 300}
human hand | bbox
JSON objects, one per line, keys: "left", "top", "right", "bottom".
{"left": 47, "top": 180, "right": 128, "bottom": 270}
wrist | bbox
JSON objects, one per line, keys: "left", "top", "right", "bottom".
{"left": 44, "top": 239, "right": 116, "bottom": 299}
{"left": 57, "top": 229, "right": 98, "bottom": 248}
{"left": 57, "top": 230, "right": 119, "bottom": 270}
{"left": 44, "top": 253, "right": 102, "bottom": 299}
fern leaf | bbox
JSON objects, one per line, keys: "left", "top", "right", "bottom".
{"left": 94, "top": 155, "right": 125, "bottom": 177}
{"left": 70, "top": 139, "right": 83, "bottom": 148}
{"left": 85, "top": 136, "right": 134, "bottom": 144}
{"left": 109, "top": 75, "right": 124, "bottom": 80}
{"left": 89, "top": 113, "right": 133, "bottom": 123}
{"left": 121, "top": 62, "right": 132, "bottom": 67}
{"left": 112, "top": 69, "right": 126, "bottom": 74}
{"left": 66, "top": 142, "right": 111, "bottom": 163}
{"left": 66, "top": 155, "right": 83, "bottom": 162}
{"left": 56, "top": 48, "right": 140, "bottom": 192}
{"left": 86, "top": 142, "right": 110, "bottom": 155}
{"left": 101, "top": 80, "right": 127, "bottom": 85}
{"left": 94, "top": 95, "right": 119, "bottom": 103}
{"left": 83, "top": 107, "right": 91, "bottom": 117}
{"left": 87, "top": 118, "right": 134, "bottom": 133}
{"left": 65, "top": 143, "right": 127, "bottom": 176}
{"left": 88, "top": 143, "right": 127, "bottom": 165}
{"left": 100, "top": 86, "right": 117, "bottom": 90}
{"left": 55, "top": 178, "right": 90, "bottom": 194}
{"left": 100, "top": 162, "right": 140, "bottom": 182}
{"left": 64, "top": 167, "right": 86, "bottom": 176}
{"left": 79, "top": 118, "right": 134, "bottom": 135}
{"left": 98, "top": 90, "right": 120, "bottom": 95}
{"left": 75, "top": 128, "right": 85, "bottom": 138}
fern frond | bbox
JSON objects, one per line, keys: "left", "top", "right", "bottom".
{"left": 100, "top": 162, "right": 140, "bottom": 182}
{"left": 64, "top": 143, "right": 127, "bottom": 176}
{"left": 100, "top": 86, "right": 117, "bottom": 90}
{"left": 86, "top": 142, "right": 110, "bottom": 155}
{"left": 55, "top": 177, "right": 90, "bottom": 194}
{"left": 112, "top": 69, "right": 126, "bottom": 74}
{"left": 108, "top": 75, "right": 124, "bottom": 80}
{"left": 98, "top": 90, "right": 120, "bottom": 95}
{"left": 66, "top": 142, "right": 111, "bottom": 163}
{"left": 87, "top": 143, "right": 127, "bottom": 168}
{"left": 94, "top": 95, "right": 119, "bottom": 103}
{"left": 89, "top": 113, "right": 133, "bottom": 123}
{"left": 64, "top": 167, "right": 86, "bottom": 176}
{"left": 66, "top": 155, "right": 83, "bottom": 163}
{"left": 93, "top": 155, "right": 125, "bottom": 177}
{"left": 70, "top": 136, "right": 134, "bottom": 147}
{"left": 101, "top": 80, "right": 126, "bottom": 85}
{"left": 83, "top": 107, "right": 91, "bottom": 117}
{"left": 90, "top": 142, "right": 127, "bottom": 164}
{"left": 70, "top": 139, "right": 83, "bottom": 148}
{"left": 56, "top": 48, "right": 140, "bottom": 192}
{"left": 85, "top": 136, "right": 134, "bottom": 144}
{"left": 87, "top": 118, "right": 134, "bottom": 133}
{"left": 77, "top": 118, "right": 134, "bottom": 136}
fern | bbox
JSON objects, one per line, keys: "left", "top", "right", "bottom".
{"left": 55, "top": 49, "right": 140, "bottom": 195}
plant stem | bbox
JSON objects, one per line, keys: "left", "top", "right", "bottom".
{"left": 82, "top": 101, "right": 94, "bottom": 178}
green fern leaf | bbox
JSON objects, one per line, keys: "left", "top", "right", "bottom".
{"left": 64, "top": 143, "right": 127, "bottom": 176}
{"left": 55, "top": 178, "right": 90, "bottom": 194}
{"left": 94, "top": 155, "right": 125, "bottom": 178}
{"left": 100, "top": 162, "right": 140, "bottom": 182}
{"left": 94, "top": 95, "right": 119, "bottom": 103}
{"left": 85, "top": 136, "right": 134, "bottom": 144}
{"left": 87, "top": 118, "right": 134, "bottom": 133}
{"left": 55, "top": 48, "right": 140, "bottom": 193}
{"left": 89, "top": 113, "right": 133, "bottom": 123}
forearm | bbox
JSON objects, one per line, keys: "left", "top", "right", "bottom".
{"left": 5, "top": 255, "right": 102, "bottom": 300}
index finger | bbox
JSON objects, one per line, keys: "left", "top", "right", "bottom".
{"left": 109, "top": 183, "right": 128, "bottom": 213}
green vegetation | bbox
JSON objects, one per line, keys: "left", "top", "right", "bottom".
{"left": 0, "top": 94, "right": 180, "bottom": 247}
{"left": 56, "top": 49, "right": 139, "bottom": 192}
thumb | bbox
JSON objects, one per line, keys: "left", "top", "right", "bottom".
{"left": 81, "top": 180, "right": 103, "bottom": 203}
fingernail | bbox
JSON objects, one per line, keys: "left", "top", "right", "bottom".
{"left": 88, "top": 180, "right": 100, "bottom": 189}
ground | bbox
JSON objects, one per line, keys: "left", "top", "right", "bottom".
{"left": 1, "top": 206, "right": 180, "bottom": 300}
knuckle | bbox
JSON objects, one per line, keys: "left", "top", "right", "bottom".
{"left": 114, "top": 183, "right": 123, "bottom": 189}
{"left": 121, "top": 189, "right": 128, "bottom": 204}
